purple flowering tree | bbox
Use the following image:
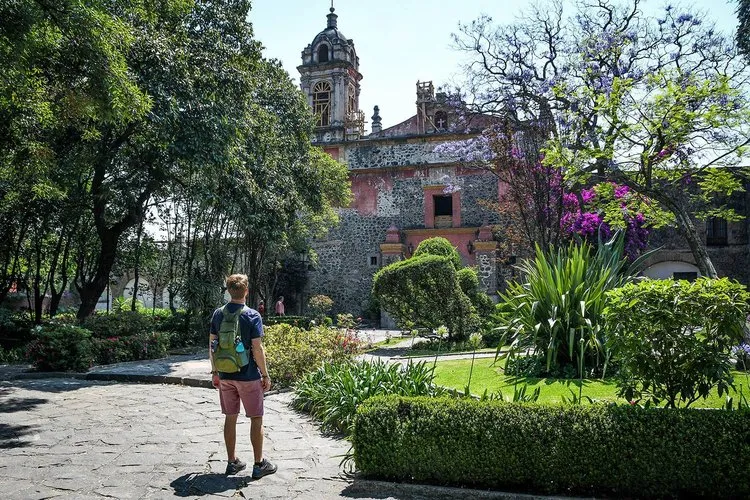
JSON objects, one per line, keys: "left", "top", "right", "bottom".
{"left": 562, "top": 183, "right": 652, "bottom": 260}
{"left": 454, "top": 0, "right": 750, "bottom": 278}
{"left": 437, "top": 122, "right": 653, "bottom": 259}
{"left": 437, "top": 121, "right": 564, "bottom": 258}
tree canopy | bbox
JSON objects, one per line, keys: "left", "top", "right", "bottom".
{"left": 0, "top": 0, "right": 351, "bottom": 320}
{"left": 454, "top": 0, "right": 750, "bottom": 276}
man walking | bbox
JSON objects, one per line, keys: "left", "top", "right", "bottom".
{"left": 274, "top": 295, "right": 285, "bottom": 316}
{"left": 210, "top": 274, "right": 277, "bottom": 479}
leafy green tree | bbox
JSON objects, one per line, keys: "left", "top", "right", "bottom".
{"left": 454, "top": 0, "right": 750, "bottom": 277}
{"left": 1, "top": 0, "right": 351, "bottom": 322}
{"left": 0, "top": 0, "right": 151, "bottom": 307}
{"left": 605, "top": 278, "right": 750, "bottom": 407}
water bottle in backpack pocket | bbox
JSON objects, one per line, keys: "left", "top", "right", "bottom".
{"left": 214, "top": 305, "right": 251, "bottom": 373}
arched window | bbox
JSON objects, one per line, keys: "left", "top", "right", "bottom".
{"left": 313, "top": 81, "right": 331, "bottom": 127}
{"left": 317, "top": 45, "right": 329, "bottom": 63}
{"left": 435, "top": 111, "right": 448, "bottom": 130}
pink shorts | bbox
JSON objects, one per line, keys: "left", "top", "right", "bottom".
{"left": 218, "top": 379, "right": 264, "bottom": 417}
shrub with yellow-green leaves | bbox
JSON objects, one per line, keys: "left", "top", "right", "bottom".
{"left": 263, "top": 323, "right": 361, "bottom": 388}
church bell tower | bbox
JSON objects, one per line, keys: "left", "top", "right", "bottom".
{"left": 298, "top": 6, "right": 364, "bottom": 143}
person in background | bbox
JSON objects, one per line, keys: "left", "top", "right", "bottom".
{"left": 257, "top": 299, "right": 265, "bottom": 317}
{"left": 274, "top": 296, "right": 285, "bottom": 316}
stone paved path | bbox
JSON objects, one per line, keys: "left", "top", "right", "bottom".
{"left": 0, "top": 379, "right": 357, "bottom": 499}
{"left": 0, "top": 330, "right": 558, "bottom": 499}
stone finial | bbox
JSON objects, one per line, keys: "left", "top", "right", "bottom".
{"left": 371, "top": 105, "right": 382, "bottom": 134}
{"left": 327, "top": 5, "right": 338, "bottom": 28}
{"left": 385, "top": 225, "right": 400, "bottom": 243}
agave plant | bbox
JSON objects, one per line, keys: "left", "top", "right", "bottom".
{"left": 495, "top": 231, "right": 655, "bottom": 378}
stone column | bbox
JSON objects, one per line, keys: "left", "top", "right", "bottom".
{"left": 473, "top": 225, "right": 498, "bottom": 296}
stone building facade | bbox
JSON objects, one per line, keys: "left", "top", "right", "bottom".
{"left": 299, "top": 8, "right": 507, "bottom": 319}
{"left": 299, "top": 7, "right": 750, "bottom": 321}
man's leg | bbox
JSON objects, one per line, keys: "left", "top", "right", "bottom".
{"left": 224, "top": 414, "right": 239, "bottom": 461}
{"left": 250, "top": 416, "right": 263, "bottom": 463}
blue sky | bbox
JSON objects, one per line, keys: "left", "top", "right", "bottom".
{"left": 250, "top": 1, "right": 741, "bottom": 132}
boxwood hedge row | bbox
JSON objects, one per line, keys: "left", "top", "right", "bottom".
{"left": 352, "top": 396, "right": 750, "bottom": 498}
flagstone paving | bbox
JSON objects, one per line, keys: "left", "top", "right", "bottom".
{"left": 0, "top": 330, "right": 560, "bottom": 499}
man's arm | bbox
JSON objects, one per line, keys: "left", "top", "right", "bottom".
{"left": 251, "top": 337, "right": 271, "bottom": 392}
{"left": 208, "top": 311, "right": 220, "bottom": 388}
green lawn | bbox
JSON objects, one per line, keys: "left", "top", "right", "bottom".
{"left": 432, "top": 357, "right": 750, "bottom": 408}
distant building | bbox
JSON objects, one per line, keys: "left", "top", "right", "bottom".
{"left": 298, "top": 7, "right": 511, "bottom": 321}
{"left": 298, "top": 7, "right": 750, "bottom": 323}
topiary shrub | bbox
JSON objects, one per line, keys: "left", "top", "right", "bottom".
{"left": 605, "top": 277, "right": 750, "bottom": 407}
{"left": 412, "top": 237, "right": 461, "bottom": 269}
{"left": 353, "top": 395, "right": 750, "bottom": 498}
{"left": 457, "top": 267, "right": 494, "bottom": 317}
{"left": 372, "top": 255, "right": 473, "bottom": 339}
{"left": 26, "top": 323, "right": 94, "bottom": 372}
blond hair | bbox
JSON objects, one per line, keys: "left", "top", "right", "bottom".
{"left": 225, "top": 274, "right": 248, "bottom": 300}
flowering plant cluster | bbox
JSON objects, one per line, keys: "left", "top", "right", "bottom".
{"left": 561, "top": 182, "right": 650, "bottom": 260}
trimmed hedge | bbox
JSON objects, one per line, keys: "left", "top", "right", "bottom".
{"left": 352, "top": 396, "right": 750, "bottom": 498}
{"left": 263, "top": 315, "right": 312, "bottom": 329}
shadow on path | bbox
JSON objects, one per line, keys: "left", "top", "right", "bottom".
{"left": 170, "top": 472, "right": 253, "bottom": 497}
{"left": 364, "top": 346, "right": 412, "bottom": 358}
{"left": 0, "top": 386, "right": 46, "bottom": 449}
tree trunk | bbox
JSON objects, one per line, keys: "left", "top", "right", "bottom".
{"left": 77, "top": 232, "right": 118, "bottom": 320}
{"left": 131, "top": 220, "right": 144, "bottom": 311}
{"left": 671, "top": 204, "right": 718, "bottom": 278}
{"left": 49, "top": 226, "right": 74, "bottom": 317}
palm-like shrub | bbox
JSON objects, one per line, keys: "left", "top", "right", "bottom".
{"left": 292, "top": 359, "right": 445, "bottom": 435}
{"left": 495, "top": 232, "right": 650, "bottom": 377}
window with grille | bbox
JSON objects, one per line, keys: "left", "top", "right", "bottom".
{"left": 317, "top": 45, "right": 329, "bottom": 63}
{"left": 313, "top": 81, "right": 331, "bottom": 127}
{"left": 706, "top": 217, "right": 727, "bottom": 246}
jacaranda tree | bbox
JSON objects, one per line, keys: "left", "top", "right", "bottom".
{"left": 453, "top": 0, "right": 750, "bottom": 277}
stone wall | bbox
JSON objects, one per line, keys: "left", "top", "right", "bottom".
{"left": 307, "top": 136, "right": 502, "bottom": 318}
{"left": 344, "top": 139, "right": 458, "bottom": 170}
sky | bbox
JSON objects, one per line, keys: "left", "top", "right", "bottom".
{"left": 249, "top": 0, "right": 741, "bottom": 133}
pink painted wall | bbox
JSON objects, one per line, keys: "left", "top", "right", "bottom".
{"left": 405, "top": 232, "right": 475, "bottom": 266}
